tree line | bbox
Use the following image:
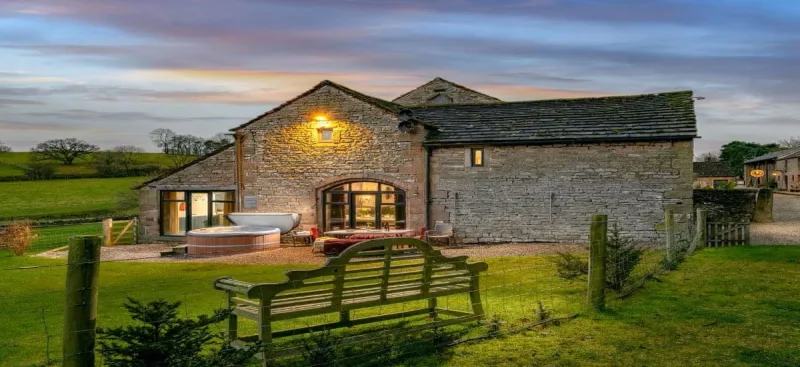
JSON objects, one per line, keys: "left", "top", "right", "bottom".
{"left": 0, "top": 130, "right": 232, "bottom": 180}
{"left": 697, "top": 136, "right": 800, "bottom": 177}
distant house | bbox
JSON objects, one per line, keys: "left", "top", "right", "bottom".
{"left": 743, "top": 147, "right": 800, "bottom": 191}
{"left": 693, "top": 162, "right": 736, "bottom": 188}
{"left": 135, "top": 77, "right": 698, "bottom": 243}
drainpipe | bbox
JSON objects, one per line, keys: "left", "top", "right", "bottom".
{"left": 425, "top": 146, "right": 432, "bottom": 229}
{"left": 235, "top": 130, "right": 244, "bottom": 209}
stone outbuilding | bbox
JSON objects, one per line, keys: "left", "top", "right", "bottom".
{"left": 743, "top": 147, "right": 800, "bottom": 191}
{"left": 136, "top": 78, "right": 698, "bottom": 243}
{"left": 693, "top": 162, "right": 736, "bottom": 188}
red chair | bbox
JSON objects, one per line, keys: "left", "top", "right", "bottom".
{"left": 310, "top": 227, "right": 319, "bottom": 241}
{"left": 418, "top": 227, "right": 427, "bottom": 241}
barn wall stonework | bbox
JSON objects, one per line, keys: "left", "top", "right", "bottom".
{"left": 239, "top": 85, "right": 427, "bottom": 230}
{"left": 429, "top": 141, "right": 694, "bottom": 243}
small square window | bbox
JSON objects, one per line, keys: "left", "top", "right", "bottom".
{"left": 318, "top": 128, "right": 333, "bottom": 142}
{"left": 470, "top": 148, "right": 484, "bottom": 167}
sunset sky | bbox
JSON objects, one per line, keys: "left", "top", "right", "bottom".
{"left": 1, "top": 0, "right": 798, "bottom": 155}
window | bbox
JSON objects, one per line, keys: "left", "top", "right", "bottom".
{"left": 322, "top": 182, "right": 406, "bottom": 231}
{"left": 160, "top": 190, "right": 235, "bottom": 236}
{"left": 318, "top": 128, "right": 333, "bottom": 142}
{"left": 470, "top": 148, "right": 484, "bottom": 167}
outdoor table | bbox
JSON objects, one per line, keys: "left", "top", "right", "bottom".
{"left": 323, "top": 229, "right": 416, "bottom": 239}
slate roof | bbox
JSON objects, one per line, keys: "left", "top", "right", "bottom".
{"left": 133, "top": 143, "right": 234, "bottom": 189}
{"left": 392, "top": 77, "right": 502, "bottom": 103}
{"left": 693, "top": 162, "right": 735, "bottom": 178}
{"left": 412, "top": 91, "right": 698, "bottom": 146}
{"left": 743, "top": 147, "right": 800, "bottom": 164}
{"left": 231, "top": 80, "right": 408, "bottom": 131}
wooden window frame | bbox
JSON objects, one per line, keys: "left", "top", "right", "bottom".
{"left": 470, "top": 148, "right": 485, "bottom": 167}
{"left": 159, "top": 190, "right": 236, "bottom": 237}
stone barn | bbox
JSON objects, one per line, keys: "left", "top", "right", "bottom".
{"left": 136, "top": 77, "right": 697, "bottom": 243}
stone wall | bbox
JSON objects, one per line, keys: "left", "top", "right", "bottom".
{"left": 239, "top": 84, "right": 427, "bottom": 231}
{"left": 693, "top": 189, "right": 757, "bottom": 223}
{"left": 138, "top": 146, "right": 236, "bottom": 239}
{"left": 429, "top": 141, "right": 694, "bottom": 243}
{"left": 393, "top": 78, "right": 500, "bottom": 106}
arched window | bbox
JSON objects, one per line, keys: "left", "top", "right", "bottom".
{"left": 323, "top": 182, "right": 406, "bottom": 231}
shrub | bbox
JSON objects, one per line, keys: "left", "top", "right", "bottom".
{"left": 0, "top": 221, "right": 39, "bottom": 256}
{"left": 551, "top": 252, "right": 588, "bottom": 280}
{"left": 301, "top": 329, "right": 339, "bottom": 367}
{"left": 97, "top": 298, "right": 261, "bottom": 367}
{"left": 22, "top": 163, "right": 57, "bottom": 180}
{"left": 605, "top": 223, "right": 644, "bottom": 291}
{"left": 552, "top": 223, "right": 643, "bottom": 292}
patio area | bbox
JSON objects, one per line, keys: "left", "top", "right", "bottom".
{"left": 36, "top": 242, "right": 586, "bottom": 265}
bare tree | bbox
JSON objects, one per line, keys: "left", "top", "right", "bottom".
{"left": 0, "top": 141, "right": 11, "bottom": 153}
{"left": 779, "top": 136, "right": 800, "bottom": 149}
{"left": 111, "top": 145, "right": 144, "bottom": 171}
{"left": 149, "top": 128, "right": 176, "bottom": 154}
{"left": 696, "top": 152, "right": 720, "bottom": 162}
{"left": 30, "top": 138, "right": 99, "bottom": 165}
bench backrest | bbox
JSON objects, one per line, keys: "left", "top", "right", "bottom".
{"left": 245, "top": 238, "right": 487, "bottom": 310}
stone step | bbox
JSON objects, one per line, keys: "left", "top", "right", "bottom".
{"left": 160, "top": 245, "right": 188, "bottom": 257}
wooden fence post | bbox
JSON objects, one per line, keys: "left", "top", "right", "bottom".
{"left": 665, "top": 209, "right": 675, "bottom": 264}
{"left": 588, "top": 214, "right": 608, "bottom": 311}
{"left": 63, "top": 236, "right": 102, "bottom": 367}
{"left": 689, "top": 209, "right": 707, "bottom": 254}
{"left": 102, "top": 218, "right": 113, "bottom": 246}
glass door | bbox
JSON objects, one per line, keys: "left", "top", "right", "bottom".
{"left": 189, "top": 193, "right": 209, "bottom": 231}
{"left": 353, "top": 194, "right": 377, "bottom": 229}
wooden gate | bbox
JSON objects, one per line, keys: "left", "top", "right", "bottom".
{"left": 706, "top": 222, "right": 750, "bottom": 247}
{"left": 103, "top": 218, "right": 138, "bottom": 246}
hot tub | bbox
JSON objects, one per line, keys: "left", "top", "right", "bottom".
{"left": 225, "top": 213, "right": 301, "bottom": 234}
{"left": 186, "top": 226, "right": 281, "bottom": 255}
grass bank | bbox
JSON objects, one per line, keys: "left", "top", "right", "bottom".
{"left": 0, "top": 246, "right": 797, "bottom": 366}
{"left": 0, "top": 177, "right": 145, "bottom": 220}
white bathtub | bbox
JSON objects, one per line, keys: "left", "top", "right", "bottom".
{"left": 187, "top": 226, "right": 280, "bottom": 237}
{"left": 225, "top": 213, "right": 301, "bottom": 234}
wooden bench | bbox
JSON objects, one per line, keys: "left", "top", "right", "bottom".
{"left": 213, "top": 237, "right": 488, "bottom": 366}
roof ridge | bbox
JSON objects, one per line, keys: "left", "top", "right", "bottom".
{"left": 411, "top": 90, "right": 694, "bottom": 110}
{"left": 391, "top": 77, "right": 501, "bottom": 102}
{"left": 231, "top": 80, "right": 402, "bottom": 131}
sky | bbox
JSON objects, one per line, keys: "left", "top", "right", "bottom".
{"left": 1, "top": 0, "right": 799, "bottom": 155}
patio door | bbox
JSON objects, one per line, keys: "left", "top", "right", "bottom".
{"left": 353, "top": 194, "right": 377, "bottom": 229}
{"left": 322, "top": 181, "right": 406, "bottom": 231}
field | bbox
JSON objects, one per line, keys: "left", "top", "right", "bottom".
{"left": 0, "top": 152, "right": 172, "bottom": 178}
{"left": 1, "top": 246, "right": 798, "bottom": 366}
{"left": 0, "top": 177, "right": 145, "bottom": 220}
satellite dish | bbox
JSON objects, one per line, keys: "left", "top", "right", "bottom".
{"left": 398, "top": 120, "right": 414, "bottom": 133}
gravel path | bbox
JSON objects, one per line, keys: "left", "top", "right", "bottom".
{"left": 35, "top": 242, "right": 585, "bottom": 265}
{"left": 751, "top": 193, "right": 800, "bottom": 245}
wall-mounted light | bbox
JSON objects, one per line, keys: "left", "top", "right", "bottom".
{"left": 314, "top": 115, "right": 329, "bottom": 128}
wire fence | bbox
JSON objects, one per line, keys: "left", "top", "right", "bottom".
{"left": 0, "top": 211, "right": 703, "bottom": 366}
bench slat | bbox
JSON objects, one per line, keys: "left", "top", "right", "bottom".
{"left": 347, "top": 254, "right": 426, "bottom": 265}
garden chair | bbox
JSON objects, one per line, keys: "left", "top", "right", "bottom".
{"left": 426, "top": 222, "right": 454, "bottom": 247}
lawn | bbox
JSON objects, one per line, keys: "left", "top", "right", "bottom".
{"left": 0, "top": 246, "right": 798, "bottom": 366}
{"left": 0, "top": 152, "right": 172, "bottom": 178}
{"left": 0, "top": 177, "right": 145, "bottom": 220}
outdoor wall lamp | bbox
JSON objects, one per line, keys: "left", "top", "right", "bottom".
{"left": 314, "top": 115, "right": 329, "bottom": 128}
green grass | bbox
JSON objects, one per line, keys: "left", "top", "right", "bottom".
{"left": 0, "top": 152, "right": 172, "bottom": 178}
{"left": 0, "top": 177, "right": 145, "bottom": 220}
{"left": 0, "top": 246, "right": 798, "bottom": 366}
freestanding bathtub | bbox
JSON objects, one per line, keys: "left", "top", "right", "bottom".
{"left": 185, "top": 213, "right": 301, "bottom": 255}
{"left": 186, "top": 226, "right": 281, "bottom": 255}
{"left": 225, "top": 213, "right": 301, "bottom": 234}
